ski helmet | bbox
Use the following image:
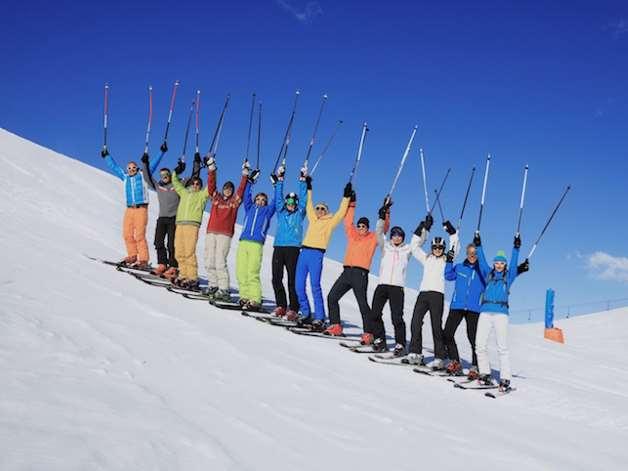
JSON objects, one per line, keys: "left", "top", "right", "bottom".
{"left": 390, "top": 226, "right": 405, "bottom": 240}
{"left": 431, "top": 236, "right": 446, "bottom": 250}
{"left": 284, "top": 192, "right": 298, "bottom": 206}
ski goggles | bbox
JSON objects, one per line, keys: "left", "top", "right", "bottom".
{"left": 357, "top": 223, "right": 368, "bottom": 229}
{"left": 127, "top": 165, "right": 138, "bottom": 172}
{"left": 315, "top": 205, "right": 328, "bottom": 212}
{"left": 431, "top": 245, "right": 445, "bottom": 251}
{"left": 285, "top": 197, "right": 297, "bottom": 206}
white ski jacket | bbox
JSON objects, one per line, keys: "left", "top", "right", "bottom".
{"left": 376, "top": 228, "right": 427, "bottom": 288}
{"left": 412, "top": 230, "right": 460, "bottom": 294}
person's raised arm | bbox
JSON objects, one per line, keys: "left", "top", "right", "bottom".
{"left": 445, "top": 260, "right": 458, "bottom": 281}
{"left": 509, "top": 234, "right": 521, "bottom": 285}
{"left": 141, "top": 154, "right": 157, "bottom": 190}
{"left": 171, "top": 169, "right": 186, "bottom": 197}
{"left": 184, "top": 152, "right": 202, "bottom": 187}
{"left": 103, "top": 152, "right": 125, "bottom": 181}
{"left": 207, "top": 158, "right": 217, "bottom": 198}
{"left": 242, "top": 179, "right": 253, "bottom": 212}
{"left": 329, "top": 182, "right": 352, "bottom": 228}
{"left": 298, "top": 177, "right": 308, "bottom": 213}
{"left": 148, "top": 151, "right": 166, "bottom": 174}
{"left": 273, "top": 177, "right": 284, "bottom": 212}
{"left": 305, "top": 177, "right": 315, "bottom": 221}
{"left": 474, "top": 232, "right": 491, "bottom": 278}
{"left": 344, "top": 198, "right": 358, "bottom": 240}
{"left": 410, "top": 219, "right": 428, "bottom": 264}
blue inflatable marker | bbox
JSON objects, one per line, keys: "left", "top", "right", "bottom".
{"left": 545, "top": 289, "right": 555, "bottom": 329}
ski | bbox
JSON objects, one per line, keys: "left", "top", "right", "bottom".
{"left": 289, "top": 330, "right": 347, "bottom": 340}
{"left": 212, "top": 300, "right": 270, "bottom": 313}
{"left": 117, "top": 265, "right": 156, "bottom": 276}
{"left": 453, "top": 382, "right": 498, "bottom": 390}
{"left": 447, "top": 377, "right": 476, "bottom": 385}
{"left": 167, "top": 285, "right": 206, "bottom": 295}
{"left": 339, "top": 340, "right": 366, "bottom": 349}
{"left": 367, "top": 356, "right": 415, "bottom": 367}
{"left": 485, "top": 387, "right": 517, "bottom": 399}
{"left": 412, "top": 367, "right": 449, "bottom": 377}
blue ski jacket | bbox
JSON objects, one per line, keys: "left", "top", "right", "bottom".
{"left": 476, "top": 245, "right": 520, "bottom": 315}
{"left": 273, "top": 179, "right": 308, "bottom": 247}
{"left": 240, "top": 182, "right": 277, "bottom": 244}
{"left": 445, "top": 259, "right": 486, "bottom": 313}
{"left": 105, "top": 153, "right": 165, "bottom": 207}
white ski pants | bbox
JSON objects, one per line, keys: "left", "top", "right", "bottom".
{"left": 204, "top": 233, "right": 232, "bottom": 291}
{"left": 475, "top": 313, "right": 511, "bottom": 381}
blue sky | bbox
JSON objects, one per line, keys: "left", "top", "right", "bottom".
{"left": 2, "top": 0, "right": 628, "bottom": 321}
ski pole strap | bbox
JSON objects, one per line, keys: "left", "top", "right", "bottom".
{"left": 388, "top": 125, "right": 418, "bottom": 196}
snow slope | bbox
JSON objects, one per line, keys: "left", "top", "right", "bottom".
{"left": 1, "top": 128, "right": 627, "bottom": 470}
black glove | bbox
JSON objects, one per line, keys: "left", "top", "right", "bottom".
{"left": 160, "top": 142, "right": 168, "bottom": 153}
{"left": 443, "top": 220, "right": 456, "bottom": 235}
{"left": 141, "top": 153, "right": 149, "bottom": 165}
{"left": 424, "top": 213, "right": 434, "bottom": 231}
{"left": 514, "top": 234, "right": 522, "bottom": 249}
{"left": 174, "top": 160, "right": 186, "bottom": 175}
{"left": 378, "top": 206, "right": 387, "bottom": 220}
{"left": 517, "top": 259, "right": 529, "bottom": 274}
{"left": 414, "top": 221, "right": 425, "bottom": 237}
{"left": 249, "top": 169, "right": 260, "bottom": 183}
{"left": 100, "top": 147, "right": 109, "bottom": 158}
{"left": 305, "top": 175, "right": 313, "bottom": 190}
{"left": 473, "top": 231, "right": 482, "bottom": 247}
{"left": 194, "top": 152, "right": 201, "bottom": 163}
{"left": 270, "top": 173, "right": 279, "bottom": 184}
{"left": 446, "top": 248, "right": 455, "bottom": 263}
{"left": 350, "top": 191, "right": 356, "bottom": 203}
{"left": 343, "top": 182, "right": 353, "bottom": 198}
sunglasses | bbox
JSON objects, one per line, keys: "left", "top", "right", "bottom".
{"left": 357, "top": 224, "right": 367, "bottom": 229}
{"left": 315, "top": 206, "right": 327, "bottom": 211}
{"left": 127, "top": 166, "right": 138, "bottom": 172}
{"left": 191, "top": 181, "right": 201, "bottom": 187}
{"left": 160, "top": 172, "right": 171, "bottom": 178}
{"left": 432, "top": 246, "right": 445, "bottom": 251}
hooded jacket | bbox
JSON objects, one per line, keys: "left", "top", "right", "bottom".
{"left": 445, "top": 258, "right": 486, "bottom": 313}
{"left": 476, "top": 244, "right": 520, "bottom": 315}
{"left": 205, "top": 169, "right": 248, "bottom": 237}
{"left": 301, "top": 190, "right": 350, "bottom": 250}
{"left": 342, "top": 205, "right": 388, "bottom": 271}
{"left": 273, "top": 179, "right": 308, "bottom": 247}
{"left": 377, "top": 227, "right": 427, "bottom": 287}
{"left": 171, "top": 171, "right": 210, "bottom": 226}
{"left": 105, "top": 152, "right": 164, "bottom": 207}
{"left": 239, "top": 183, "right": 277, "bottom": 244}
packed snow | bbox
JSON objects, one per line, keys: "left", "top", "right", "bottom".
{"left": 1, "top": 128, "right": 626, "bottom": 470}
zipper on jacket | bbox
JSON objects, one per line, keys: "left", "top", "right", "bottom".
{"left": 250, "top": 208, "right": 259, "bottom": 237}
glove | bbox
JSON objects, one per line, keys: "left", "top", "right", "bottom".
{"left": 141, "top": 153, "right": 149, "bottom": 165}
{"left": 443, "top": 220, "right": 456, "bottom": 235}
{"left": 350, "top": 191, "right": 356, "bottom": 203}
{"left": 473, "top": 231, "right": 482, "bottom": 247}
{"left": 378, "top": 206, "right": 387, "bottom": 220}
{"left": 446, "top": 248, "right": 455, "bottom": 263}
{"left": 277, "top": 165, "right": 286, "bottom": 179}
{"left": 160, "top": 142, "right": 168, "bottom": 153}
{"left": 517, "top": 259, "right": 529, "bottom": 274}
{"left": 514, "top": 234, "right": 522, "bottom": 249}
{"left": 193, "top": 152, "right": 201, "bottom": 163}
{"left": 249, "top": 169, "right": 260, "bottom": 183}
{"left": 424, "top": 213, "right": 434, "bottom": 231}
{"left": 299, "top": 167, "right": 308, "bottom": 181}
{"left": 414, "top": 221, "right": 425, "bottom": 237}
{"left": 305, "top": 175, "right": 312, "bottom": 190}
{"left": 343, "top": 182, "right": 353, "bottom": 198}
{"left": 100, "top": 147, "right": 109, "bottom": 158}
{"left": 205, "top": 155, "right": 216, "bottom": 171}
{"left": 174, "top": 160, "right": 186, "bottom": 175}
{"left": 270, "top": 173, "right": 279, "bottom": 185}
{"left": 242, "top": 160, "right": 251, "bottom": 176}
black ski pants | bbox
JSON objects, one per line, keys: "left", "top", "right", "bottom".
{"left": 154, "top": 216, "right": 177, "bottom": 267}
{"left": 327, "top": 266, "right": 371, "bottom": 330}
{"left": 409, "top": 291, "right": 445, "bottom": 358}
{"left": 443, "top": 309, "right": 479, "bottom": 366}
{"left": 369, "top": 284, "right": 406, "bottom": 345}
{"left": 272, "top": 246, "right": 301, "bottom": 311}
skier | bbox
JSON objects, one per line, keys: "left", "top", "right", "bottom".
{"left": 236, "top": 167, "right": 273, "bottom": 310}
{"left": 101, "top": 148, "right": 165, "bottom": 268}
{"left": 323, "top": 194, "right": 388, "bottom": 342}
{"left": 474, "top": 232, "right": 529, "bottom": 391}
{"left": 170, "top": 160, "right": 211, "bottom": 289}
{"left": 142, "top": 152, "right": 202, "bottom": 279}
{"left": 270, "top": 166, "right": 308, "bottom": 320}
{"left": 204, "top": 156, "right": 249, "bottom": 302}
{"left": 442, "top": 243, "right": 486, "bottom": 378}
{"left": 406, "top": 215, "right": 460, "bottom": 368}
{"left": 295, "top": 177, "right": 351, "bottom": 331}
{"left": 368, "top": 202, "right": 427, "bottom": 356}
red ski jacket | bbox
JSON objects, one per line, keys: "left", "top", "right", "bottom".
{"left": 205, "top": 170, "right": 248, "bottom": 237}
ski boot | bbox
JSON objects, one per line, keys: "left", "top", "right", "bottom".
{"left": 205, "top": 286, "right": 219, "bottom": 301}
{"left": 296, "top": 315, "right": 312, "bottom": 327}
{"left": 286, "top": 310, "right": 298, "bottom": 322}
{"left": 183, "top": 279, "right": 200, "bottom": 291}
{"left": 119, "top": 255, "right": 137, "bottom": 267}
{"left": 467, "top": 366, "right": 479, "bottom": 381}
{"left": 310, "top": 319, "right": 325, "bottom": 333}
{"left": 238, "top": 298, "right": 249, "bottom": 308}
{"left": 446, "top": 360, "right": 463, "bottom": 376}
{"left": 323, "top": 323, "right": 343, "bottom": 337}
{"left": 360, "top": 333, "right": 374, "bottom": 346}
{"left": 393, "top": 343, "right": 406, "bottom": 357}
{"left": 272, "top": 306, "right": 286, "bottom": 318}
{"left": 130, "top": 260, "right": 150, "bottom": 270}
{"left": 372, "top": 338, "right": 387, "bottom": 353}
{"left": 402, "top": 353, "right": 425, "bottom": 366}
{"left": 245, "top": 300, "right": 261, "bottom": 312}
{"left": 162, "top": 267, "right": 178, "bottom": 281}
{"left": 499, "top": 379, "right": 512, "bottom": 393}
{"left": 428, "top": 358, "right": 445, "bottom": 371}
{"left": 478, "top": 374, "right": 494, "bottom": 386}
{"left": 151, "top": 264, "right": 167, "bottom": 276}
{"left": 214, "top": 289, "right": 232, "bottom": 303}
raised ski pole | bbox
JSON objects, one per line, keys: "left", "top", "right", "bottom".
{"left": 256, "top": 102, "right": 262, "bottom": 169}
{"left": 102, "top": 83, "right": 109, "bottom": 153}
{"left": 476, "top": 154, "right": 492, "bottom": 232}
{"left": 430, "top": 168, "right": 452, "bottom": 214}
{"left": 244, "top": 92, "right": 256, "bottom": 163}
{"left": 515, "top": 164, "right": 529, "bottom": 236}
{"left": 303, "top": 94, "right": 328, "bottom": 170}
{"left": 348, "top": 122, "right": 369, "bottom": 183}
{"left": 278, "top": 90, "right": 301, "bottom": 171}
{"left": 142, "top": 85, "right": 153, "bottom": 157}
{"left": 434, "top": 189, "right": 446, "bottom": 223}
{"left": 272, "top": 91, "right": 300, "bottom": 173}
{"left": 419, "top": 148, "right": 430, "bottom": 213}
{"left": 457, "top": 166, "right": 476, "bottom": 231}
{"left": 387, "top": 125, "right": 418, "bottom": 198}
{"left": 180, "top": 98, "right": 195, "bottom": 161}
{"left": 161, "top": 80, "right": 180, "bottom": 150}
{"left": 527, "top": 185, "right": 571, "bottom": 259}
{"left": 207, "top": 94, "right": 231, "bottom": 157}
{"left": 194, "top": 90, "right": 201, "bottom": 158}
{"left": 310, "top": 119, "right": 343, "bottom": 176}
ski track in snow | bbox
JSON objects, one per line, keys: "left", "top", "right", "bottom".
{"left": 0, "top": 128, "right": 627, "bottom": 470}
